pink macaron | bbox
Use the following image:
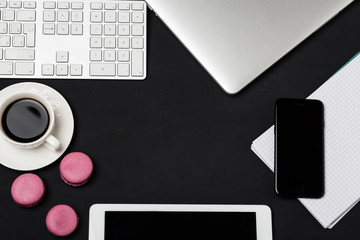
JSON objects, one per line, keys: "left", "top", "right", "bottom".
{"left": 60, "top": 152, "right": 93, "bottom": 186}
{"left": 46, "top": 204, "right": 79, "bottom": 237}
{"left": 11, "top": 173, "right": 45, "bottom": 207}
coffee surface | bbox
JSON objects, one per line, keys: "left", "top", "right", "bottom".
{"left": 2, "top": 99, "right": 49, "bottom": 143}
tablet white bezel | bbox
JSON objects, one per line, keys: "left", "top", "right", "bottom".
{"left": 89, "top": 204, "right": 272, "bottom": 240}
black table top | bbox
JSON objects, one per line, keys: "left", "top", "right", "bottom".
{"left": 1, "top": 2, "right": 360, "bottom": 239}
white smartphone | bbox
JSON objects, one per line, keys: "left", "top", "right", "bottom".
{"left": 89, "top": 204, "right": 273, "bottom": 240}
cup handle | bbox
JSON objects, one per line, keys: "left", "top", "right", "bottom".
{"left": 44, "top": 135, "right": 61, "bottom": 151}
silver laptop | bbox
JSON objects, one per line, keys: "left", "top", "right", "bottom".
{"left": 145, "top": 0, "right": 353, "bottom": 94}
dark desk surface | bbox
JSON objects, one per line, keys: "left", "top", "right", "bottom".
{"left": 1, "top": 2, "right": 360, "bottom": 239}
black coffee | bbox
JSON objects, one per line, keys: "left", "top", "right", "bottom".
{"left": 2, "top": 98, "right": 49, "bottom": 143}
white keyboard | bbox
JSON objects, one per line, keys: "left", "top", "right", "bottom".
{"left": 0, "top": 0, "right": 146, "bottom": 79}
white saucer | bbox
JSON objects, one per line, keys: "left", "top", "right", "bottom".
{"left": 0, "top": 82, "right": 74, "bottom": 171}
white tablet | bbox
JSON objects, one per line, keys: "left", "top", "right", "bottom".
{"left": 89, "top": 204, "right": 272, "bottom": 240}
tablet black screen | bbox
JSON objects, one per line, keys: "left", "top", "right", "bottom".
{"left": 105, "top": 211, "right": 256, "bottom": 240}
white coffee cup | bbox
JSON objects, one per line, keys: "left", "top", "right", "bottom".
{"left": 0, "top": 90, "right": 61, "bottom": 151}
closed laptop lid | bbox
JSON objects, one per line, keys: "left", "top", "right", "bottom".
{"left": 146, "top": 0, "right": 353, "bottom": 94}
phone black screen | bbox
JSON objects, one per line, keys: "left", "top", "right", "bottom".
{"left": 275, "top": 98, "right": 324, "bottom": 198}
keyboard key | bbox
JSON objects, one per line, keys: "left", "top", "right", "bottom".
{"left": 131, "top": 37, "right": 143, "bottom": 49}
{"left": 0, "top": 1, "right": 7, "bottom": 8}
{"left": 0, "top": 62, "right": 13, "bottom": 75}
{"left": 104, "top": 11, "right": 116, "bottom": 23}
{"left": 119, "top": 12, "right": 129, "bottom": 23}
{"left": 90, "top": 2, "right": 103, "bottom": 10}
{"left": 131, "top": 50, "right": 143, "bottom": 76}
{"left": 43, "top": 23, "right": 55, "bottom": 34}
{"left": 42, "top": 64, "right": 54, "bottom": 75}
{"left": 9, "top": 1, "right": 22, "bottom": 8}
{"left": 71, "top": 24, "right": 83, "bottom": 35}
{"left": 132, "top": 3, "right": 144, "bottom": 11}
{"left": 90, "top": 37, "right": 102, "bottom": 48}
{"left": 117, "top": 37, "right": 129, "bottom": 49}
{"left": 16, "top": 10, "right": 36, "bottom": 21}
{"left": 12, "top": 35, "right": 25, "bottom": 47}
{"left": 89, "top": 50, "right": 102, "bottom": 61}
{"left": 0, "top": 49, "right": 2, "bottom": 59}
{"left": 58, "top": 1, "right": 70, "bottom": 9}
{"left": 118, "top": 25, "right": 129, "bottom": 36}
{"left": 103, "top": 50, "right": 116, "bottom": 62}
{"left": 43, "top": 1, "right": 56, "bottom": 9}
{"left": 118, "top": 3, "right": 129, "bottom": 10}
{"left": 56, "top": 64, "right": 68, "bottom": 76}
{"left": 90, "top": 11, "right": 102, "bottom": 23}
{"left": 104, "top": 24, "right": 116, "bottom": 36}
{"left": 104, "top": 37, "right": 116, "bottom": 48}
{"left": 90, "top": 24, "right": 102, "bottom": 35}
{"left": 9, "top": 22, "right": 21, "bottom": 34}
{"left": 3, "top": 10, "right": 15, "bottom": 21}
{"left": 23, "top": 1, "right": 36, "bottom": 9}
{"left": 70, "top": 64, "right": 82, "bottom": 76}
{"left": 5, "top": 48, "right": 35, "bottom": 60}
{"left": 71, "top": 2, "right": 83, "bottom": 9}
{"left": 0, "top": 36, "right": 11, "bottom": 47}
{"left": 0, "top": 23, "right": 7, "bottom": 33}
{"left": 57, "top": 23, "right": 69, "bottom": 35}
{"left": 43, "top": 10, "right": 56, "bottom": 22}
{"left": 71, "top": 11, "right": 83, "bottom": 22}
{"left": 23, "top": 23, "right": 36, "bottom": 47}
{"left": 56, "top": 51, "right": 69, "bottom": 63}
{"left": 132, "top": 12, "right": 144, "bottom": 23}
{"left": 117, "top": 63, "right": 129, "bottom": 76}
{"left": 15, "top": 62, "right": 34, "bottom": 75}
{"left": 117, "top": 50, "right": 129, "bottom": 62}
{"left": 104, "top": 2, "right": 116, "bottom": 10}
{"left": 89, "top": 63, "right": 116, "bottom": 76}
{"left": 132, "top": 25, "right": 143, "bottom": 36}
{"left": 58, "top": 11, "right": 69, "bottom": 22}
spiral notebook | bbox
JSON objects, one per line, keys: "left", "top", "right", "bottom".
{"left": 251, "top": 53, "right": 360, "bottom": 229}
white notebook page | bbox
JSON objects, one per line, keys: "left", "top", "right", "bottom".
{"left": 251, "top": 53, "right": 360, "bottom": 228}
